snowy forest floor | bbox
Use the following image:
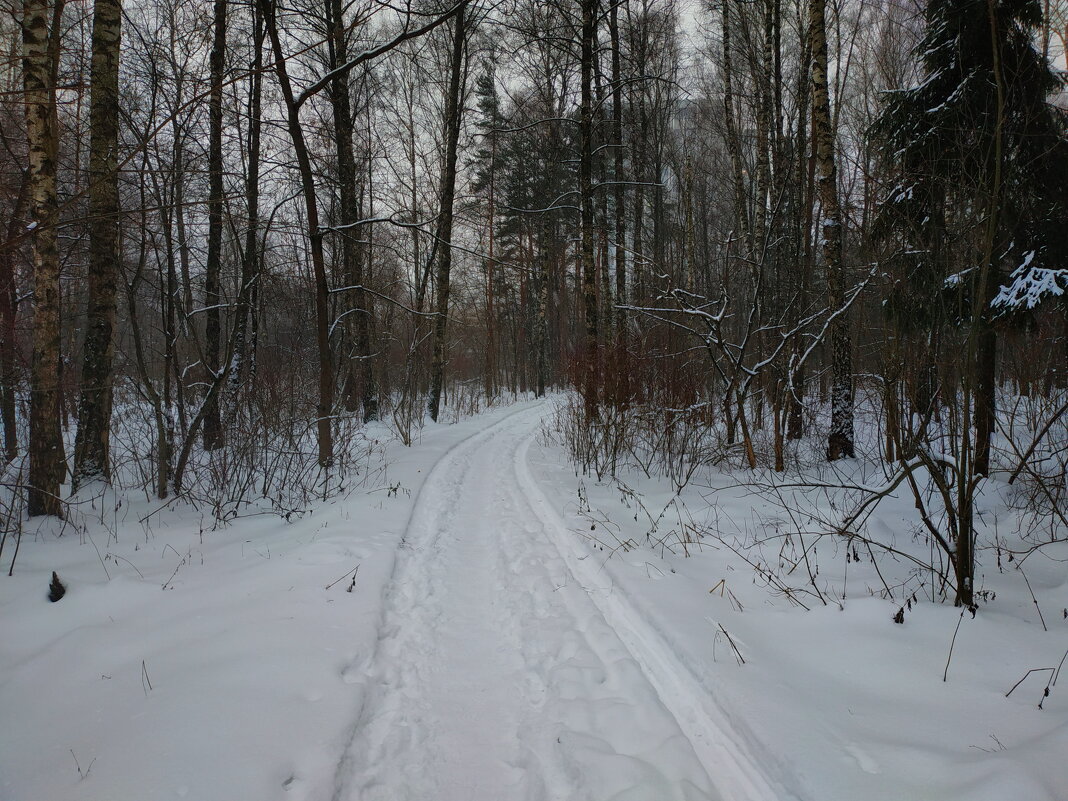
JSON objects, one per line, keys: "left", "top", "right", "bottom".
{"left": 2, "top": 397, "right": 1067, "bottom": 801}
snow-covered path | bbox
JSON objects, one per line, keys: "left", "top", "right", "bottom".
{"left": 330, "top": 404, "right": 763, "bottom": 801}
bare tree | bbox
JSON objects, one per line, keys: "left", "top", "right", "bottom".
{"left": 579, "top": 0, "right": 599, "bottom": 416}
{"left": 202, "top": 0, "right": 226, "bottom": 450}
{"left": 327, "top": 0, "right": 377, "bottom": 422}
{"left": 0, "top": 172, "right": 26, "bottom": 463}
{"left": 428, "top": 2, "right": 469, "bottom": 422}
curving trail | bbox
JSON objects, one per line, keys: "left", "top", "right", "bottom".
{"left": 331, "top": 403, "right": 777, "bottom": 801}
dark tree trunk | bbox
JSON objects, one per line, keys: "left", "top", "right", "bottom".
{"left": 579, "top": 0, "right": 600, "bottom": 417}
{"left": 202, "top": 0, "right": 226, "bottom": 450}
{"left": 535, "top": 228, "right": 549, "bottom": 398}
{"left": 231, "top": 5, "right": 264, "bottom": 392}
{"left": 610, "top": 0, "right": 623, "bottom": 335}
{"left": 722, "top": 0, "right": 752, "bottom": 258}
{"left": 0, "top": 175, "right": 27, "bottom": 463}
{"left": 72, "top": 0, "right": 121, "bottom": 490}
{"left": 327, "top": 0, "right": 377, "bottom": 422}
{"left": 611, "top": 0, "right": 628, "bottom": 403}
{"left": 485, "top": 135, "right": 497, "bottom": 401}
{"left": 427, "top": 3, "right": 468, "bottom": 422}
{"left": 328, "top": 0, "right": 360, "bottom": 415}
{"left": 787, "top": 3, "right": 811, "bottom": 442}
{"left": 261, "top": 0, "right": 333, "bottom": 466}
{"left": 973, "top": 315, "right": 997, "bottom": 477}
{"left": 361, "top": 109, "right": 378, "bottom": 422}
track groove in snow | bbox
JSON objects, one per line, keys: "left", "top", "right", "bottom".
{"left": 331, "top": 403, "right": 776, "bottom": 801}
{"left": 516, "top": 429, "right": 793, "bottom": 801}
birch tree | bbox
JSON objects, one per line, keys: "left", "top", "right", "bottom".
{"left": 23, "top": 0, "right": 65, "bottom": 516}
{"left": 809, "top": 0, "right": 854, "bottom": 460}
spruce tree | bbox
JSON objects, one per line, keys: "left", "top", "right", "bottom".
{"left": 471, "top": 59, "right": 508, "bottom": 399}
{"left": 872, "top": 0, "right": 1068, "bottom": 606}
{"left": 873, "top": 0, "right": 1068, "bottom": 455}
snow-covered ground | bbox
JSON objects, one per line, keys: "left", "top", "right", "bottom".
{"left": 3, "top": 398, "right": 1067, "bottom": 800}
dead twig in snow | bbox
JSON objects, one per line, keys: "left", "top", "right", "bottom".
{"left": 1018, "top": 567, "right": 1047, "bottom": 631}
{"left": 70, "top": 749, "right": 95, "bottom": 780}
{"left": 325, "top": 563, "right": 361, "bottom": 591}
{"left": 943, "top": 607, "right": 970, "bottom": 682}
{"left": 141, "top": 660, "right": 153, "bottom": 696}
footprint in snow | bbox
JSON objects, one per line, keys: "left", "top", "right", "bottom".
{"left": 844, "top": 743, "right": 881, "bottom": 775}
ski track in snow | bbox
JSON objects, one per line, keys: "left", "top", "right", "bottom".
{"left": 330, "top": 403, "right": 777, "bottom": 801}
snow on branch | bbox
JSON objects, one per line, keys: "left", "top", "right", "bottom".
{"left": 992, "top": 250, "right": 1067, "bottom": 312}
